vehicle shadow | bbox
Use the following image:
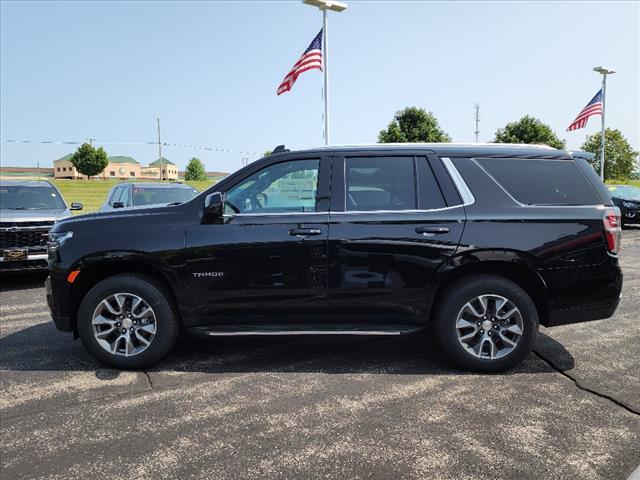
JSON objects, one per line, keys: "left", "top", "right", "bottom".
{"left": 0, "top": 271, "right": 48, "bottom": 292}
{"left": 0, "top": 320, "right": 575, "bottom": 377}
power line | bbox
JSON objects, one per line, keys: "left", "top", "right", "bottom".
{"left": 3, "top": 139, "right": 259, "bottom": 156}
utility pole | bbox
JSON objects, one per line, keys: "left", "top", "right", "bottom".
{"left": 157, "top": 118, "right": 163, "bottom": 181}
{"left": 474, "top": 103, "right": 480, "bottom": 143}
{"left": 87, "top": 137, "right": 95, "bottom": 146}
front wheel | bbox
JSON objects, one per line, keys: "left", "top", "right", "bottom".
{"left": 434, "top": 275, "right": 539, "bottom": 373}
{"left": 77, "top": 274, "right": 179, "bottom": 369}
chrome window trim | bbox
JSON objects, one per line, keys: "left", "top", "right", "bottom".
{"left": 220, "top": 156, "right": 475, "bottom": 218}
{"left": 225, "top": 204, "right": 467, "bottom": 218}
{"left": 224, "top": 211, "right": 326, "bottom": 218}
{"left": 440, "top": 157, "right": 475, "bottom": 206}
{"left": 331, "top": 205, "right": 465, "bottom": 215}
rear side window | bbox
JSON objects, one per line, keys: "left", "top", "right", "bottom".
{"left": 478, "top": 158, "right": 601, "bottom": 205}
{"left": 345, "top": 157, "right": 415, "bottom": 211}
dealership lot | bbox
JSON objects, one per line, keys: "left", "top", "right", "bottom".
{"left": 1, "top": 229, "right": 639, "bottom": 480}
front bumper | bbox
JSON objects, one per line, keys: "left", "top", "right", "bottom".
{"left": 0, "top": 253, "right": 48, "bottom": 272}
{"left": 45, "top": 275, "right": 73, "bottom": 332}
{"left": 622, "top": 208, "right": 640, "bottom": 224}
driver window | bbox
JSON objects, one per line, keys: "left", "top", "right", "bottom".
{"left": 225, "top": 159, "right": 319, "bottom": 214}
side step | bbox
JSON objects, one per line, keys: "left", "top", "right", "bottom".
{"left": 188, "top": 323, "right": 425, "bottom": 337}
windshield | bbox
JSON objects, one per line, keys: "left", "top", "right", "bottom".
{"left": 132, "top": 186, "right": 198, "bottom": 206}
{"left": 608, "top": 185, "right": 640, "bottom": 200}
{"left": 0, "top": 185, "right": 66, "bottom": 210}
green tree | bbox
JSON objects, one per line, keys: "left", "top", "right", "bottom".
{"left": 378, "top": 107, "right": 451, "bottom": 143}
{"left": 70, "top": 143, "right": 109, "bottom": 178}
{"left": 263, "top": 149, "right": 273, "bottom": 157}
{"left": 493, "top": 115, "right": 565, "bottom": 149}
{"left": 184, "top": 157, "right": 207, "bottom": 181}
{"left": 581, "top": 129, "right": 638, "bottom": 181}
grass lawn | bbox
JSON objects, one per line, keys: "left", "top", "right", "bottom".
{"left": 52, "top": 178, "right": 221, "bottom": 213}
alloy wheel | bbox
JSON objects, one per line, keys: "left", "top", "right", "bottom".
{"left": 455, "top": 294, "right": 524, "bottom": 360}
{"left": 92, "top": 293, "right": 157, "bottom": 357}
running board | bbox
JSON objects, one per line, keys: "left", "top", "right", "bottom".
{"left": 188, "top": 324, "right": 425, "bottom": 337}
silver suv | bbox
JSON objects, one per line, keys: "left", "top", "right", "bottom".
{"left": 0, "top": 180, "right": 82, "bottom": 272}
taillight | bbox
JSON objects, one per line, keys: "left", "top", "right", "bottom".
{"left": 603, "top": 208, "right": 622, "bottom": 255}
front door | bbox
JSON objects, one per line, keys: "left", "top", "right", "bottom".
{"left": 326, "top": 153, "right": 466, "bottom": 321}
{"left": 184, "top": 156, "right": 330, "bottom": 324}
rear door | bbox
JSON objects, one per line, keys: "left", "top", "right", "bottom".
{"left": 326, "top": 152, "right": 466, "bottom": 321}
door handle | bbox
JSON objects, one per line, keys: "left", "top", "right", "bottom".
{"left": 289, "top": 228, "right": 322, "bottom": 236}
{"left": 415, "top": 226, "right": 450, "bottom": 235}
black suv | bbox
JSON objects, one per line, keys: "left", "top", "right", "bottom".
{"left": 46, "top": 144, "right": 623, "bottom": 372}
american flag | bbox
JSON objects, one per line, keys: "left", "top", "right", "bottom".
{"left": 277, "top": 29, "right": 323, "bottom": 96}
{"left": 566, "top": 89, "right": 603, "bottom": 131}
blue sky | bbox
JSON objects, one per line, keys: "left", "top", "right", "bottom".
{"left": 1, "top": 0, "right": 638, "bottom": 173}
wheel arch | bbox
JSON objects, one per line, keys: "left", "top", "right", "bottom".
{"left": 68, "top": 253, "right": 182, "bottom": 333}
{"left": 431, "top": 252, "right": 549, "bottom": 326}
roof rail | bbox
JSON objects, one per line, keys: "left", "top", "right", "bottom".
{"left": 569, "top": 150, "right": 595, "bottom": 161}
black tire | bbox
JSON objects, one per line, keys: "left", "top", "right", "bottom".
{"left": 77, "top": 274, "right": 179, "bottom": 369}
{"left": 434, "top": 275, "right": 539, "bottom": 373}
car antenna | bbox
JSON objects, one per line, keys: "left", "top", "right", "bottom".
{"left": 272, "top": 145, "right": 290, "bottom": 155}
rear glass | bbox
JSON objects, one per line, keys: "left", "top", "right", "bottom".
{"left": 478, "top": 158, "right": 601, "bottom": 206}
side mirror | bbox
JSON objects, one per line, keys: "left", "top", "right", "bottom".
{"left": 112, "top": 202, "right": 124, "bottom": 209}
{"left": 202, "top": 192, "right": 224, "bottom": 224}
{"left": 70, "top": 202, "right": 83, "bottom": 211}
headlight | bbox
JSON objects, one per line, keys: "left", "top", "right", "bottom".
{"left": 623, "top": 201, "right": 638, "bottom": 209}
{"left": 48, "top": 231, "right": 73, "bottom": 251}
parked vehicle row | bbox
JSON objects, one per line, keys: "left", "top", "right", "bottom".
{"left": 0, "top": 180, "right": 82, "bottom": 272}
{"left": 0, "top": 180, "right": 197, "bottom": 272}
{"left": 45, "top": 143, "right": 623, "bottom": 373}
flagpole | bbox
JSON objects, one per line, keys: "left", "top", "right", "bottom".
{"left": 303, "top": 1, "right": 347, "bottom": 146}
{"left": 593, "top": 66, "right": 616, "bottom": 181}
{"left": 323, "top": 7, "right": 329, "bottom": 146}
{"left": 599, "top": 74, "right": 607, "bottom": 180}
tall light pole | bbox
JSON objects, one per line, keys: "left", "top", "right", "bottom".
{"left": 593, "top": 66, "right": 616, "bottom": 180}
{"left": 157, "top": 117, "right": 163, "bottom": 181}
{"left": 303, "top": 0, "right": 348, "bottom": 145}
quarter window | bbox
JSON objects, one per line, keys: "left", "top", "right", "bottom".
{"left": 478, "top": 158, "right": 601, "bottom": 206}
{"left": 225, "top": 159, "right": 319, "bottom": 214}
{"left": 345, "top": 157, "right": 416, "bottom": 211}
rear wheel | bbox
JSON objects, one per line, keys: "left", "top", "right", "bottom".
{"left": 434, "top": 275, "right": 538, "bottom": 373}
{"left": 77, "top": 274, "right": 179, "bottom": 369}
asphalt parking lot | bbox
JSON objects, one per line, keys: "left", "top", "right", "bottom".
{"left": 1, "top": 229, "right": 639, "bottom": 480}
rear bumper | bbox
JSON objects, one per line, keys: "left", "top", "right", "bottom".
{"left": 543, "top": 263, "right": 623, "bottom": 327}
{"left": 546, "top": 297, "right": 621, "bottom": 327}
